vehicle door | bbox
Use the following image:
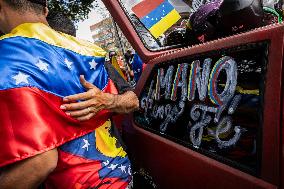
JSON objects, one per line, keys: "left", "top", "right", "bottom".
{"left": 102, "top": 1, "right": 284, "bottom": 188}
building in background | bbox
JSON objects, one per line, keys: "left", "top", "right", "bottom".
{"left": 90, "top": 17, "right": 132, "bottom": 55}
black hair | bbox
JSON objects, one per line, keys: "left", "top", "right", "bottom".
{"left": 47, "top": 11, "right": 76, "bottom": 37}
{"left": 3, "top": 0, "right": 45, "bottom": 15}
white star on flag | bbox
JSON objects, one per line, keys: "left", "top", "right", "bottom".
{"left": 82, "top": 139, "right": 90, "bottom": 151}
{"left": 89, "top": 59, "right": 98, "bottom": 70}
{"left": 13, "top": 72, "right": 30, "bottom": 85}
{"left": 36, "top": 59, "right": 49, "bottom": 72}
{"left": 103, "top": 160, "right": 110, "bottom": 166}
{"left": 118, "top": 165, "right": 127, "bottom": 173}
{"left": 108, "top": 164, "right": 118, "bottom": 170}
{"left": 64, "top": 58, "right": 73, "bottom": 69}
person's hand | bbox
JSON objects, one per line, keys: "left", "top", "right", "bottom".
{"left": 60, "top": 75, "right": 114, "bottom": 121}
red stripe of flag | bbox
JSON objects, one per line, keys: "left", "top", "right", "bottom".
{"left": 132, "top": 0, "right": 165, "bottom": 19}
{"left": 45, "top": 150, "right": 102, "bottom": 189}
{"left": 45, "top": 151, "right": 129, "bottom": 189}
{"left": 0, "top": 86, "right": 113, "bottom": 167}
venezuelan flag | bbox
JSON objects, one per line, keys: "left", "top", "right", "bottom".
{"left": 46, "top": 120, "right": 131, "bottom": 189}
{"left": 0, "top": 23, "right": 119, "bottom": 167}
{"left": 132, "top": 0, "right": 181, "bottom": 38}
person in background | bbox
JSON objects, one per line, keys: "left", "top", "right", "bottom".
{"left": 48, "top": 11, "right": 138, "bottom": 189}
{"left": 46, "top": 10, "right": 76, "bottom": 36}
{"left": 124, "top": 49, "right": 134, "bottom": 70}
{"left": 131, "top": 53, "right": 144, "bottom": 83}
{"left": 123, "top": 49, "right": 136, "bottom": 84}
{"left": 46, "top": 9, "right": 138, "bottom": 188}
{"left": 108, "top": 50, "right": 127, "bottom": 80}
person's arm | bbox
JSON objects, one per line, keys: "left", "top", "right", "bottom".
{"left": 104, "top": 60, "right": 133, "bottom": 94}
{"left": 0, "top": 149, "right": 58, "bottom": 189}
{"left": 60, "top": 75, "right": 139, "bottom": 121}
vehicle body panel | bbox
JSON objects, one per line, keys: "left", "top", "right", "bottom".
{"left": 132, "top": 24, "right": 283, "bottom": 189}
{"left": 102, "top": 1, "right": 284, "bottom": 188}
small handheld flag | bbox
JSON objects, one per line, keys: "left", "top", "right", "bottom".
{"left": 132, "top": 0, "right": 181, "bottom": 38}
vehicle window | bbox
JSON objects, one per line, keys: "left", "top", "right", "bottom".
{"left": 119, "top": 0, "right": 282, "bottom": 51}
{"left": 134, "top": 42, "right": 268, "bottom": 175}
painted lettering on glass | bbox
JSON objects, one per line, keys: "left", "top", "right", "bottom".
{"left": 141, "top": 56, "right": 241, "bottom": 149}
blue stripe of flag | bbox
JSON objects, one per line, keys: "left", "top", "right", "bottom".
{"left": 0, "top": 36, "right": 108, "bottom": 97}
{"left": 140, "top": 0, "right": 174, "bottom": 29}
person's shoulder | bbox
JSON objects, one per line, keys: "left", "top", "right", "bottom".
{"left": 1, "top": 23, "right": 107, "bottom": 58}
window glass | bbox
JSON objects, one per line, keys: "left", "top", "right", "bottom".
{"left": 119, "top": 0, "right": 283, "bottom": 51}
{"left": 134, "top": 42, "right": 268, "bottom": 174}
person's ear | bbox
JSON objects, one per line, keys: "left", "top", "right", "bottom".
{"left": 0, "top": 0, "right": 4, "bottom": 28}
{"left": 44, "top": 7, "right": 49, "bottom": 17}
{"left": 0, "top": 0, "right": 7, "bottom": 20}
{"left": 0, "top": 0, "right": 3, "bottom": 15}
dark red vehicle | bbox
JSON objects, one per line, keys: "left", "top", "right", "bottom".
{"left": 102, "top": 0, "right": 284, "bottom": 188}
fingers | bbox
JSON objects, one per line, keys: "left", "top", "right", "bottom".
{"left": 63, "top": 76, "right": 100, "bottom": 102}
{"left": 61, "top": 75, "right": 104, "bottom": 121}
{"left": 64, "top": 105, "right": 101, "bottom": 121}
{"left": 76, "top": 113, "right": 96, "bottom": 121}
{"left": 80, "top": 75, "right": 95, "bottom": 90}
{"left": 61, "top": 99, "right": 93, "bottom": 111}
{"left": 63, "top": 91, "right": 92, "bottom": 102}
{"left": 66, "top": 108, "right": 92, "bottom": 117}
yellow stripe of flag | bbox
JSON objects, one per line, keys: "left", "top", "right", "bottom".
{"left": 0, "top": 23, "right": 106, "bottom": 57}
{"left": 149, "top": 9, "right": 181, "bottom": 38}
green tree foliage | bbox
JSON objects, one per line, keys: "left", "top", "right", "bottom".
{"left": 48, "top": 0, "right": 95, "bottom": 22}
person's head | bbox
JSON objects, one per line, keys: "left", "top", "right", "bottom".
{"left": 47, "top": 10, "right": 76, "bottom": 37}
{"left": 109, "top": 50, "right": 117, "bottom": 60}
{"left": 0, "top": 0, "right": 48, "bottom": 33}
{"left": 125, "top": 49, "right": 133, "bottom": 56}
{"left": 124, "top": 49, "right": 134, "bottom": 62}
